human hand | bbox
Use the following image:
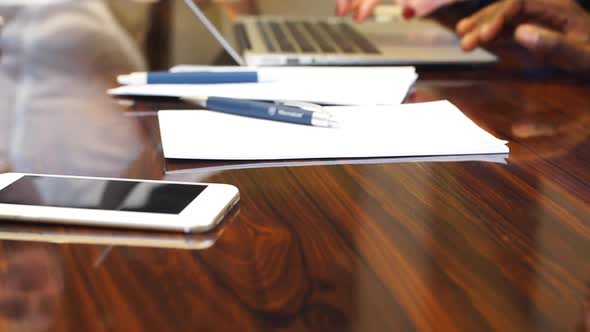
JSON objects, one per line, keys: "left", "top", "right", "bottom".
{"left": 457, "top": 0, "right": 590, "bottom": 75}
{"left": 335, "top": 0, "right": 383, "bottom": 22}
{"left": 400, "top": 0, "right": 466, "bottom": 18}
{"left": 335, "top": 0, "right": 467, "bottom": 21}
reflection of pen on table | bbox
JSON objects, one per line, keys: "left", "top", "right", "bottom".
{"left": 182, "top": 96, "right": 339, "bottom": 128}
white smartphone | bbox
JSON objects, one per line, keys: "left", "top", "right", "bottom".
{"left": 0, "top": 173, "right": 239, "bottom": 233}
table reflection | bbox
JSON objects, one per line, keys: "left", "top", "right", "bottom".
{"left": 406, "top": 82, "right": 590, "bottom": 162}
{"left": 341, "top": 159, "right": 590, "bottom": 331}
{"left": 0, "top": 243, "right": 63, "bottom": 332}
{"left": 508, "top": 103, "right": 590, "bottom": 161}
{"left": 584, "top": 293, "right": 590, "bottom": 332}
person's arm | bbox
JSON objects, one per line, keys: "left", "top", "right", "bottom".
{"left": 335, "top": 0, "right": 492, "bottom": 21}
{"left": 456, "top": 0, "right": 590, "bottom": 75}
{"left": 335, "top": 0, "right": 382, "bottom": 22}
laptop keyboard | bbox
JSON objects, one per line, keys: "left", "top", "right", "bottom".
{"left": 268, "top": 21, "right": 297, "bottom": 53}
{"left": 285, "top": 22, "right": 316, "bottom": 53}
{"left": 233, "top": 23, "right": 252, "bottom": 52}
{"left": 300, "top": 22, "right": 337, "bottom": 53}
{"left": 337, "top": 23, "right": 381, "bottom": 53}
{"left": 257, "top": 20, "right": 381, "bottom": 54}
{"left": 255, "top": 21, "right": 276, "bottom": 52}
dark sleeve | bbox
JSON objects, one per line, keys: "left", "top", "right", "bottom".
{"left": 474, "top": 0, "right": 495, "bottom": 6}
{"left": 472, "top": 0, "right": 589, "bottom": 10}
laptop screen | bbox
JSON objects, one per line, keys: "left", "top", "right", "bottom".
{"left": 183, "top": 0, "right": 246, "bottom": 65}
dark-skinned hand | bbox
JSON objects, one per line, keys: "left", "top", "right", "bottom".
{"left": 457, "top": 0, "right": 590, "bottom": 76}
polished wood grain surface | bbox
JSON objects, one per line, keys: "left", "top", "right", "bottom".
{"left": 0, "top": 3, "right": 588, "bottom": 331}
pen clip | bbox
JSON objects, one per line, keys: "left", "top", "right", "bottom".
{"left": 274, "top": 100, "right": 327, "bottom": 113}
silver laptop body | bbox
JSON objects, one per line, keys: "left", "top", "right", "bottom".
{"left": 184, "top": 0, "right": 496, "bottom": 66}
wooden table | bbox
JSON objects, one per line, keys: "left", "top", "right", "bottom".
{"left": 0, "top": 4, "right": 588, "bottom": 331}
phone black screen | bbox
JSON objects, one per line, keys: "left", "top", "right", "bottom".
{"left": 0, "top": 176, "right": 207, "bottom": 214}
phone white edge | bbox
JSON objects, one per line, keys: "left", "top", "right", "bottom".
{"left": 0, "top": 173, "right": 240, "bottom": 233}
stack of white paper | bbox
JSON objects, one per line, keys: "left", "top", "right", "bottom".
{"left": 157, "top": 100, "right": 509, "bottom": 160}
{"left": 109, "top": 66, "right": 418, "bottom": 106}
{"left": 166, "top": 155, "right": 508, "bottom": 174}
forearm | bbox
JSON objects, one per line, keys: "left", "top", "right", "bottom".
{"left": 472, "top": 0, "right": 589, "bottom": 10}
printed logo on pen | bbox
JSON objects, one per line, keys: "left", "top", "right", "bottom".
{"left": 268, "top": 106, "right": 277, "bottom": 116}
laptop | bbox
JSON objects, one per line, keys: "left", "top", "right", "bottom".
{"left": 183, "top": 0, "right": 496, "bottom": 66}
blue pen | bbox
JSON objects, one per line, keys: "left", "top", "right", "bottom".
{"left": 117, "top": 71, "right": 277, "bottom": 85}
{"left": 182, "top": 96, "right": 338, "bottom": 128}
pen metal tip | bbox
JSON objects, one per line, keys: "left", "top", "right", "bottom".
{"left": 181, "top": 96, "right": 208, "bottom": 106}
{"left": 312, "top": 117, "right": 340, "bottom": 128}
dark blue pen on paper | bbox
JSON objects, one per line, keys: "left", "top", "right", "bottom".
{"left": 117, "top": 71, "right": 277, "bottom": 85}
{"left": 182, "top": 96, "right": 338, "bottom": 128}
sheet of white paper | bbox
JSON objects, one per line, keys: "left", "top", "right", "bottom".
{"left": 170, "top": 65, "right": 417, "bottom": 80}
{"left": 109, "top": 66, "right": 418, "bottom": 106}
{"left": 158, "top": 100, "right": 509, "bottom": 160}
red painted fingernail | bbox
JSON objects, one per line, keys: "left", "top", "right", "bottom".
{"left": 402, "top": 7, "right": 415, "bottom": 19}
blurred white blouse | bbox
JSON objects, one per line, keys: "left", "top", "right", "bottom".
{"left": 0, "top": 0, "right": 147, "bottom": 176}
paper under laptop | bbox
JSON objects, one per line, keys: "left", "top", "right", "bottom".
{"left": 109, "top": 66, "right": 418, "bottom": 106}
{"left": 158, "top": 100, "right": 509, "bottom": 160}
